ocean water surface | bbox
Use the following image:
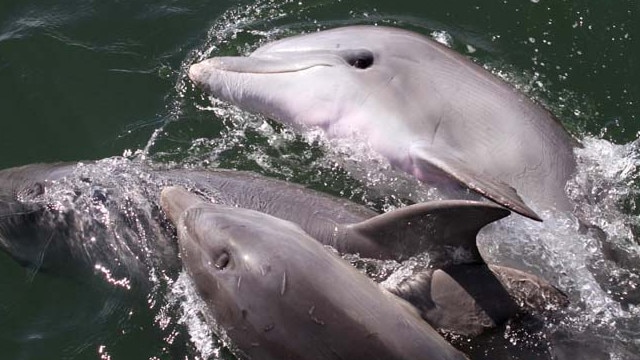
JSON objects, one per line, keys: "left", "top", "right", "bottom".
{"left": 0, "top": 0, "right": 639, "bottom": 359}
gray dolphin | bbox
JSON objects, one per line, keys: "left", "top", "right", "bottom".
{"left": 161, "top": 185, "right": 469, "bottom": 360}
{"left": 0, "top": 160, "right": 566, "bottom": 334}
{"left": 0, "top": 159, "right": 514, "bottom": 277}
{"left": 0, "top": 159, "right": 519, "bottom": 275}
{"left": 0, "top": 161, "right": 181, "bottom": 287}
{"left": 188, "top": 26, "right": 579, "bottom": 220}
{"left": 162, "top": 186, "right": 567, "bottom": 337}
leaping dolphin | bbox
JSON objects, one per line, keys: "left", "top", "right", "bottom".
{"left": 188, "top": 26, "right": 578, "bottom": 220}
{"left": 161, "top": 186, "right": 470, "bottom": 360}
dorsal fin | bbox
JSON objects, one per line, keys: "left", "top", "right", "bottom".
{"left": 340, "top": 200, "right": 510, "bottom": 265}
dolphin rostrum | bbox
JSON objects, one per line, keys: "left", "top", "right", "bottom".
{"left": 188, "top": 26, "right": 579, "bottom": 220}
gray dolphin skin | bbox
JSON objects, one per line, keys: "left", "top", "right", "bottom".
{"left": 161, "top": 186, "right": 568, "bottom": 337}
{"left": 161, "top": 186, "right": 469, "bottom": 360}
{"left": 188, "top": 26, "right": 579, "bottom": 220}
{"left": 0, "top": 161, "right": 181, "bottom": 287}
{"left": 0, "top": 159, "right": 515, "bottom": 275}
{"left": 0, "top": 159, "right": 567, "bottom": 335}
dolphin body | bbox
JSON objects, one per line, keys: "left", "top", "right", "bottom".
{"left": 162, "top": 186, "right": 567, "bottom": 337}
{"left": 0, "top": 160, "right": 180, "bottom": 287}
{"left": 0, "top": 158, "right": 518, "bottom": 279}
{"left": 188, "top": 26, "right": 578, "bottom": 220}
{"left": 0, "top": 159, "right": 566, "bottom": 335}
{"left": 0, "top": 158, "right": 511, "bottom": 278}
{"left": 161, "top": 186, "right": 469, "bottom": 360}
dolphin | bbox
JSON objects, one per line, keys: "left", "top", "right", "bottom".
{"left": 0, "top": 161, "right": 181, "bottom": 288}
{"left": 0, "top": 159, "right": 518, "bottom": 278}
{"left": 162, "top": 186, "right": 568, "bottom": 337}
{"left": 0, "top": 159, "right": 514, "bottom": 277}
{"left": 0, "top": 160, "right": 566, "bottom": 334}
{"left": 188, "top": 26, "right": 579, "bottom": 220}
{"left": 160, "top": 185, "right": 469, "bottom": 360}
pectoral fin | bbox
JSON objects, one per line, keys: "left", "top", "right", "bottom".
{"left": 386, "top": 264, "right": 568, "bottom": 336}
{"left": 341, "top": 200, "right": 509, "bottom": 265}
{"left": 409, "top": 145, "right": 541, "bottom": 222}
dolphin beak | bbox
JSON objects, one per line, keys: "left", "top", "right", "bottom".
{"left": 188, "top": 62, "right": 205, "bottom": 84}
{"left": 189, "top": 55, "right": 337, "bottom": 79}
{"left": 160, "top": 186, "right": 206, "bottom": 225}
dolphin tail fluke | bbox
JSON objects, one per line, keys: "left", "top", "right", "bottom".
{"left": 343, "top": 200, "right": 509, "bottom": 264}
{"left": 409, "top": 146, "right": 542, "bottom": 222}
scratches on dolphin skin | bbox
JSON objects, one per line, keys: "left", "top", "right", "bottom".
{"left": 259, "top": 264, "right": 271, "bottom": 276}
{"left": 366, "top": 331, "right": 380, "bottom": 339}
{"left": 280, "top": 271, "right": 287, "bottom": 296}
{"left": 0, "top": 208, "right": 40, "bottom": 220}
{"left": 223, "top": 74, "right": 236, "bottom": 104}
{"left": 26, "top": 230, "right": 55, "bottom": 281}
{"left": 384, "top": 74, "right": 397, "bottom": 87}
{"left": 308, "top": 305, "right": 326, "bottom": 326}
{"left": 431, "top": 116, "right": 443, "bottom": 146}
{"left": 329, "top": 348, "right": 346, "bottom": 360}
{"left": 237, "top": 275, "right": 242, "bottom": 290}
{"left": 359, "top": 74, "right": 397, "bottom": 108}
{"left": 263, "top": 323, "right": 275, "bottom": 332}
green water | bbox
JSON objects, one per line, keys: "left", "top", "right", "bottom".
{"left": 0, "top": 0, "right": 638, "bottom": 359}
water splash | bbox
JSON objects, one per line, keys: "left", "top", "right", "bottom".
{"left": 166, "top": 272, "right": 239, "bottom": 360}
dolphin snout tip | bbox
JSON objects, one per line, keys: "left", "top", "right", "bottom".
{"left": 160, "top": 186, "right": 204, "bottom": 225}
{"left": 187, "top": 62, "right": 203, "bottom": 83}
{"left": 160, "top": 186, "right": 182, "bottom": 224}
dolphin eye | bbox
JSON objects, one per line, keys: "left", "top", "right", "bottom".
{"left": 345, "top": 51, "right": 374, "bottom": 69}
{"left": 214, "top": 250, "right": 230, "bottom": 270}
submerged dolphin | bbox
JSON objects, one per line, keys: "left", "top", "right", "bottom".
{"left": 0, "top": 158, "right": 516, "bottom": 280}
{"left": 188, "top": 26, "right": 578, "bottom": 220}
{"left": 0, "top": 159, "right": 566, "bottom": 335}
{"left": 0, "top": 158, "right": 520, "bottom": 279}
{"left": 161, "top": 186, "right": 469, "bottom": 360}
{"left": 0, "top": 161, "right": 180, "bottom": 287}
{"left": 0, "top": 158, "right": 522, "bottom": 279}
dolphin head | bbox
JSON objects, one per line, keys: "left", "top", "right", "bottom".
{"left": 0, "top": 163, "right": 76, "bottom": 270}
{"left": 188, "top": 26, "right": 432, "bottom": 132}
{"left": 160, "top": 186, "right": 311, "bottom": 332}
{"left": 188, "top": 26, "right": 578, "bottom": 219}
